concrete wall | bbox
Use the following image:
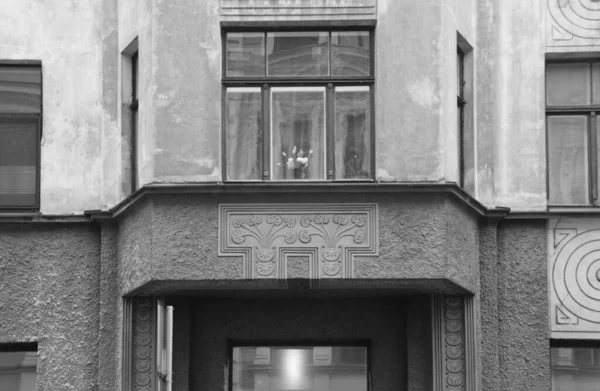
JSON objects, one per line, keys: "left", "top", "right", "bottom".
{"left": 0, "top": 224, "right": 101, "bottom": 390}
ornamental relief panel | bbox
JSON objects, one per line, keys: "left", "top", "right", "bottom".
{"left": 549, "top": 218, "right": 600, "bottom": 339}
{"left": 218, "top": 204, "right": 378, "bottom": 279}
{"left": 132, "top": 298, "right": 154, "bottom": 391}
{"left": 547, "top": 0, "right": 600, "bottom": 50}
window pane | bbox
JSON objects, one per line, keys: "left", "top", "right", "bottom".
{"left": 226, "top": 33, "right": 266, "bottom": 77}
{"left": 0, "top": 120, "right": 38, "bottom": 207}
{"left": 226, "top": 88, "right": 262, "bottom": 180}
{"left": 271, "top": 87, "right": 325, "bottom": 180}
{"left": 331, "top": 31, "right": 370, "bottom": 76}
{"left": 547, "top": 115, "right": 588, "bottom": 204}
{"left": 335, "top": 86, "right": 371, "bottom": 179}
{"left": 0, "top": 351, "right": 37, "bottom": 391}
{"left": 592, "top": 63, "right": 600, "bottom": 104}
{"left": 552, "top": 347, "right": 600, "bottom": 391}
{"left": 267, "top": 32, "right": 329, "bottom": 77}
{"left": 232, "top": 346, "right": 367, "bottom": 391}
{"left": 546, "top": 63, "right": 590, "bottom": 106}
{"left": 0, "top": 67, "right": 41, "bottom": 113}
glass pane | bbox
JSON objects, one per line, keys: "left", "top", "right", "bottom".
{"left": 547, "top": 116, "right": 588, "bottom": 204}
{"left": 546, "top": 63, "right": 590, "bottom": 106}
{"left": 226, "top": 33, "right": 266, "bottom": 77}
{"left": 335, "top": 86, "right": 371, "bottom": 179}
{"left": 226, "top": 88, "right": 262, "bottom": 180}
{"left": 271, "top": 87, "right": 325, "bottom": 180}
{"left": 592, "top": 63, "right": 600, "bottom": 104}
{"left": 0, "top": 351, "right": 37, "bottom": 391}
{"left": 331, "top": 31, "right": 370, "bottom": 76}
{"left": 0, "top": 120, "right": 38, "bottom": 206}
{"left": 267, "top": 32, "right": 329, "bottom": 77}
{"left": 0, "top": 67, "right": 41, "bottom": 113}
{"left": 232, "top": 346, "right": 367, "bottom": 391}
{"left": 552, "top": 347, "right": 600, "bottom": 391}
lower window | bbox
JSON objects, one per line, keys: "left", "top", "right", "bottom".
{"left": 0, "top": 344, "right": 37, "bottom": 391}
{"left": 231, "top": 344, "right": 368, "bottom": 391}
{"left": 551, "top": 344, "right": 600, "bottom": 391}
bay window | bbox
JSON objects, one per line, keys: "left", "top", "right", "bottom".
{"left": 223, "top": 29, "right": 374, "bottom": 181}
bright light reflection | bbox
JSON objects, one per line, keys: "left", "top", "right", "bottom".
{"left": 283, "top": 349, "right": 304, "bottom": 389}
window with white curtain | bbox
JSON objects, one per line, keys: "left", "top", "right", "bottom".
{"left": 223, "top": 29, "right": 374, "bottom": 181}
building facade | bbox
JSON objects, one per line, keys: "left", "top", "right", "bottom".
{"left": 0, "top": 0, "right": 599, "bottom": 390}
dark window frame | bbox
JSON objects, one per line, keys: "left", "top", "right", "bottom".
{"left": 546, "top": 59, "right": 600, "bottom": 206}
{"left": 130, "top": 51, "right": 139, "bottom": 193}
{"left": 228, "top": 339, "right": 372, "bottom": 391}
{"left": 457, "top": 47, "right": 466, "bottom": 188}
{"left": 0, "top": 61, "right": 42, "bottom": 211}
{"left": 221, "top": 27, "right": 376, "bottom": 182}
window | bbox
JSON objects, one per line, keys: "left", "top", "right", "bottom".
{"left": 0, "top": 64, "right": 41, "bottom": 209}
{"left": 223, "top": 29, "right": 374, "bottom": 181}
{"left": 0, "top": 343, "right": 37, "bottom": 391}
{"left": 231, "top": 344, "right": 368, "bottom": 391}
{"left": 457, "top": 47, "right": 466, "bottom": 187}
{"left": 122, "top": 38, "right": 138, "bottom": 195}
{"left": 551, "top": 344, "right": 600, "bottom": 391}
{"left": 156, "top": 299, "right": 173, "bottom": 391}
{"left": 546, "top": 61, "right": 600, "bottom": 205}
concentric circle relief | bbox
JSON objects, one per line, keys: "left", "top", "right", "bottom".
{"left": 549, "top": 0, "right": 600, "bottom": 39}
{"left": 553, "top": 230, "right": 600, "bottom": 323}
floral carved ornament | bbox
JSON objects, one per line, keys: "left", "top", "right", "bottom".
{"left": 219, "top": 204, "right": 378, "bottom": 279}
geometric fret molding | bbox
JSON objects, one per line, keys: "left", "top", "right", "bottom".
{"left": 218, "top": 204, "right": 378, "bottom": 279}
{"left": 547, "top": 0, "right": 600, "bottom": 50}
{"left": 549, "top": 218, "right": 600, "bottom": 339}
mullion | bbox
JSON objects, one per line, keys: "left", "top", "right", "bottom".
{"left": 592, "top": 112, "right": 599, "bottom": 204}
{"left": 262, "top": 84, "right": 270, "bottom": 180}
{"left": 327, "top": 84, "right": 334, "bottom": 179}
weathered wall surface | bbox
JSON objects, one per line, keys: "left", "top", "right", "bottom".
{"left": 497, "top": 220, "right": 549, "bottom": 391}
{"left": 0, "top": 224, "right": 101, "bottom": 391}
{"left": 0, "top": 0, "right": 120, "bottom": 213}
{"left": 117, "top": 193, "right": 481, "bottom": 295}
{"left": 376, "top": 0, "right": 443, "bottom": 181}
{"left": 476, "top": 1, "right": 546, "bottom": 209}
{"left": 191, "top": 298, "right": 410, "bottom": 391}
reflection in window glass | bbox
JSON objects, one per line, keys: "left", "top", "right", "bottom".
{"left": 547, "top": 116, "right": 589, "bottom": 204}
{"left": 0, "top": 67, "right": 41, "bottom": 113}
{"left": 0, "top": 351, "right": 37, "bottom": 391}
{"left": 226, "top": 88, "right": 262, "bottom": 180}
{"left": 232, "top": 346, "right": 367, "bottom": 391}
{"left": 267, "top": 32, "right": 329, "bottom": 77}
{"left": 271, "top": 87, "right": 326, "bottom": 180}
{"left": 226, "top": 33, "right": 266, "bottom": 77}
{"left": 552, "top": 347, "right": 600, "bottom": 391}
{"left": 331, "top": 32, "right": 370, "bottom": 76}
{"left": 335, "top": 86, "right": 371, "bottom": 179}
{"left": 0, "top": 120, "right": 38, "bottom": 206}
{"left": 546, "top": 63, "right": 590, "bottom": 106}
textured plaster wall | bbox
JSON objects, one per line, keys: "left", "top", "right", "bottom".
{"left": 118, "top": 193, "right": 480, "bottom": 295}
{"left": 496, "top": 220, "right": 549, "bottom": 391}
{"left": 0, "top": 1, "right": 120, "bottom": 213}
{"left": 190, "top": 298, "right": 411, "bottom": 391}
{"left": 0, "top": 224, "right": 101, "bottom": 390}
{"left": 476, "top": 1, "right": 546, "bottom": 209}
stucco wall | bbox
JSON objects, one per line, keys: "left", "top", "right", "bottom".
{"left": 496, "top": 220, "right": 549, "bottom": 391}
{"left": 117, "top": 193, "right": 480, "bottom": 295}
{"left": 0, "top": 224, "right": 101, "bottom": 391}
